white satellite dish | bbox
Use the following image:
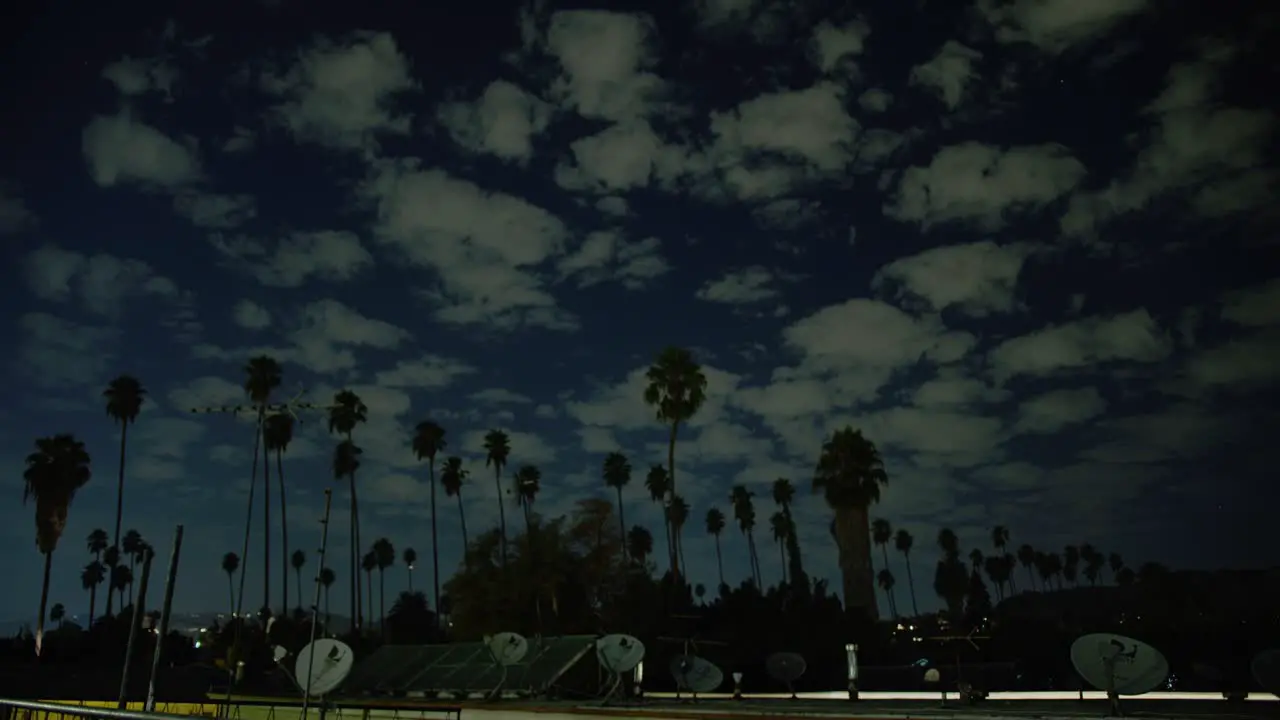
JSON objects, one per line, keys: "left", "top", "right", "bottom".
{"left": 486, "top": 631, "right": 529, "bottom": 666}
{"left": 1070, "top": 633, "right": 1168, "bottom": 696}
{"left": 924, "top": 668, "right": 941, "bottom": 683}
{"left": 272, "top": 645, "right": 288, "bottom": 664}
{"left": 597, "top": 634, "right": 646, "bottom": 673}
{"left": 669, "top": 655, "right": 724, "bottom": 694}
{"left": 295, "top": 638, "right": 354, "bottom": 698}
{"left": 1251, "top": 648, "right": 1280, "bottom": 698}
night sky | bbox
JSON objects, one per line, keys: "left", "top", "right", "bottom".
{"left": 1, "top": 0, "right": 1276, "bottom": 624}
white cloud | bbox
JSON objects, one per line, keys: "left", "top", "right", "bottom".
{"left": 82, "top": 110, "right": 200, "bottom": 188}
{"left": 438, "top": 80, "right": 552, "bottom": 163}
{"left": 209, "top": 231, "right": 374, "bottom": 287}
{"left": 543, "top": 11, "right": 665, "bottom": 122}
{"left": 1014, "top": 387, "right": 1107, "bottom": 434}
{"left": 977, "top": 0, "right": 1151, "bottom": 54}
{"left": 470, "top": 388, "right": 534, "bottom": 405}
{"left": 987, "top": 309, "right": 1173, "bottom": 381}
{"left": 810, "top": 19, "right": 871, "bottom": 74}
{"left": 909, "top": 41, "right": 983, "bottom": 110}
{"left": 871, "top": 241, "right": 1033, "bottom": 316}
{"left": 231, "top": 300, "right": 272, "bottom": 330}
{"left": 374, "top": 357, "right": 477, "bottom": 390}
{"left": 173, "top": 192, "right": 257, "bottom": 228}
{"left": 102, "top": 56, "right": 178, "bottom": 97}
{"left": 695, "top": 266, "right": 780, "bottom": 305}
{"left": 1221, "top": 279, "right": 1280, "bottom": 327}
{"left": 17, "top": 313, "right": 119, "bottom": 388}
{"left": 556, "top": 231, "right": 669, "bottom": 290}
{"left": 24, "top": 245, "right": 179, "bottom": 318}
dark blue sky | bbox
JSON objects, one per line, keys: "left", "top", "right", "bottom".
{"left": 1, "top": 0, "right": 1275, "bottom": 623}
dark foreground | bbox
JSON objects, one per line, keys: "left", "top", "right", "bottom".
{"left": 581, "top": 697, "right": 1276, "bottom": 718}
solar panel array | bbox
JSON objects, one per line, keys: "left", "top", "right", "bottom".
{"left": 342, "top": 635, "right": 598, "bottom": 696}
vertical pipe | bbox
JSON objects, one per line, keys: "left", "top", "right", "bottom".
{"left": 145, "top": 526, "right": 184, "bottom": 712}
{"left": 118, "top": 549, "right": 155, "bottom": 709}
{"left": 301, "top": 489, "right": 334, "bottom": 720}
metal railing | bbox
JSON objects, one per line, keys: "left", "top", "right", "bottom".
{"left": 0, "top": 699, "right": 197, "bottom": 720}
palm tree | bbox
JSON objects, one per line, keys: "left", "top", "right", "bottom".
{"left": 23, "top": 434, "right": 92, "bottom": 654}
{"left": 265, "top": 413, "right": 295, "bottom": 614}
{"left": 705, "top": 508, "right": 726, "bottom": 589}
{"left": 103, "top": 377, "right": 145, "bottom": 549}
{"left": 328, "top": 389, "right": 368, "bottom": 632}
{"left": 221, "top": 552, "right": 240, "bottom": 616}
{"left": 1063, "top": 545, "right": 1080, "bottom": 587}
{"left": 318, "top": 567, "right": 335, "bottom": 629}
{"left": 894, "top": 529, "right": 918, "bottom": 617}
{"left": 291, "top": 549, "right": 306, "bottom": 614}
{"left": 934, "top": 528, "right": 965, "bottom": 619}
{"left": 876, "top": 569, "right": 897, "bottom": 619}
{"left": 642, "top": 346, "right": 708, "bottom": 578}
{"left": 667, "top": 494, "right": 689, "bottom": 573}
{"left": 81, "top": 561, "right": 105, "bottom": 627}
{"left": 111, "top": 565, "right": 132, "bottom": 612}
{"left": 730, "top": 485, "right": 761, "bottom": 589}
{"left": 87, "top": 528, "right": 108, "bottom": 562}
{"left": 50, "top": 604, "right": 65, "bottom": 629}
{"left": 1017, "top": 544, "right": 1036, "bottom": 590}
{"left": 1081, "top": 545, "right": 1103, "bottom": 586}
{"left": 627, "top": 525, "right": 653, "bottom": 567}
{"left": 331, "top": 438, "right": 363, "bottom": 631}
{"left": 602, "top": 452, "right": 632, "bottom": 562}
{"left": 513, "top": 465, "right": 541, "bottom": 532}
{"left": 871, "top": 519, "right": 895, "bottom": 614}
{"left": 411, "top": 420, "right": 446, "bottom": 627}
{"left": 991, "top": 525, "right": 1015, "bottom": 594}
{"left": 969, "top": 548, "right": 984, "bottom": 571}
{"left": 373, "top": 538, "right": 395, "bottom": 632}
{"left": 812, "top": 426, "right": 887, "bottom": 620}
{"left": 769, "top": 511, "right": 789, "bottom": 584}
{"left": 483, "top": 430, "right": 512, "bottom": 567}
{"left": 983, "top": 555, "right": 1006, "bottom": 602}
{"left": 771, "top": 478, "right": 805, "bottom": 586}
{"left": 645, "top": 465, "right": 673, "bottom": 572}
{"left": 402, "top": 548, "right": 417, "bottom": 592}
{"left": 361, "top": 551, "right": 377, "bottom": 629}
{"left": 440, "top": 457, "right": 470, "bottom": 555}
{"left": 1108, "top": 552, "right": 1124, "bottom": 584}
{"left": 122, "top": 529, "right": 144, "bottom": 606}
{"left": 244, "top": 356, "right": 283, "bottom": 612}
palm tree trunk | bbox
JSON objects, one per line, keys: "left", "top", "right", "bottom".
{"left": 494, "top": 467, "right": 508, "bottom": 567}
{"left": 262, "top": 420, "right": 272, "bottom": 614}
{"left": 834, "top": 507, "right": 878, "bottom": 620}
{"left": 227, "top": 575, "right": 235, "bottom": 616}
{"left": 457, "top": 494, "right": 469, "bottom": 556}
{"left": 615, "top": 487, "right": 627, "bottom": 563}
{"left": 666, "top": 422, "right": 681, "bottom": 578}
{"left": 88, "top": 584, "right": 97, "bottom": 627}
{"left": 379, "top": 569, "right": 386, "bottom": 636}
{"left": 365, "top": 571, "right": 373, "bottom": 631}
{"left": 278, "top": 448, "right": 289, "bottom": 617}
{"left": 407, "top": 567, "right": 414, "bottom": 592}
{"left": 129, "top": 557, "right": 137, "bottom": 607}
{"left": 295, "top": 569, "right": 302, "bottom": 613}
{"left": 778, "top": 541, "right": 787, "bottom": 583}
{"left": 36, "top": 551, "right": 53, "bottom": 654}
{"left": 714, "top": 536, "right": 725, "bottom": 588}
{"left": 429, "top": 457, "right": 440, "bottom": 632}
{"left": 349, "top": 473, "right": 359, "bottom": 632}
{"left": 661, "top": 518, "right": 674, "bottom": 575}
{"left": 678, "top": 527, "right": 688, "bottom": 575}
{"left": 112, "top": 423, "right": 128, "bottom": 565}
{"left": 237, "top": 417, "right": 262, "bottom": 620}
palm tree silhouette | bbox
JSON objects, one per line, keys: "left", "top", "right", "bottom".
{"left": 103, "top": 377, "right": 144, "bottom": 617}
{"left": 704, "top": 508, "right": 726, "bottom": 590}
{"left": 244, "top": 356, "right": 282, "bottom": 612}
{"left": 440, "top": 457, "right": 469, "bottom": 559}
{"left": 265, "top": 413, "right": 295, "bottom": 614}
{"left": 894, "top": 529, "right": 919, "bottom": 617}
{"left": 290, "top": 549, "right": 306, "bottom": 615}
{"left": 81, "top": 561, "right": 105, "bottom": 627}
{"left": 876, "top": 569, "right": 897, "bottom": 619}
{"left": 813, "top": 426, "right": 888, "bottom": 621}
{"left": 221, "top": 552, "right": 239, "bottom": 616}
{"left": 50, "top": 603, "right": 65, "bottom": 629}
{"left": 122, "top": 529, "right": 144, "bottom": 607}
{"left": 627, "top": 525, "right": 653, "bottom": 567}
{"left": 23, "top": 434, "right": 92, "bottom": 654}
{"left": 730, "top": 485, "right": 761, "bottom": 589}
{"left": 769, "top": 511, "right": 790, "bottom": 584}
{"left": 402, "top": 548, "right": 417, "bottom": 591}
{"left": 772, "top": 478, "right": 805, "bottom": 585}
{"left": 373, "top": 538, "right": 395, "bottom": 633}
{"left": 644, "top": 465, "right": 673, "bottom": 573}
{"left": 642, "top": 346, "right": 708, "bottom": 578}
{"left": 483, "top": 430, "right": 511, "bottom": 568}
{"left": 328, "top": 388, "right": 368, "bottom": 632}
{"left": 361, "top": 551, "right": 377, "bottom": 632}
{"left": 318, "top": 566, "right": 335, "bottom": 629}
{"left": 602, "top": 452, "right": 632, "bottom": 563}
{"left": 411, "top": 420, "right": 446, "bottom": 629}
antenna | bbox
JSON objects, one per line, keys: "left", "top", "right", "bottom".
{"left": 765, "top": 652, "right": 807, "bottom": 699}
{"left": 668, "top": 655, "right": 724, "bottom": 700}
{"left": 301, "top": 489, "right": 334, "bottom": 720}
{"left": 926, "top": 627, "right": 990, "bottom": 706}
{"left": 1251, "top": 649, "right": 1280, "bottom": 699}
{"left": 483, "top": 631, "right": 529, "bottom": 700}
{"left": 296, "top": 638, "right": 355, "bottom": 699}
{"left": 597, "top": 634, "right": 646, "bottom": 705}
{"left": 1070, "top": 633, "right": 1169, "bottom": 716}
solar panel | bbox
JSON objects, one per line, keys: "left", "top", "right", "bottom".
{"left": 344, "top": 645, "right": 433, "bottom": 693}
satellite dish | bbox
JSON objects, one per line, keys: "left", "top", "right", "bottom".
{"left": 272, "top": 646, "right": 288, "bottom": 664}
{"left": 486, "top": 631, "right": 529, "bottom": 666}
{"left": 597, "top": 634, "right": 646, "bottom": 673}
{"left": 924, "top": 668, "right": 941, "bottom": 683}
{"left": 1251, "top": 649, "right": 1280, "bottom": 698}
{"left": 1070, "top": 633, "right": 1168, "bottom": 696}
{"left": 295, "top": 638, "right": 354, "bottom": 698}
{"left": 765, "top": 652, "right": 806, "bottom": 698}
{"left": 669, "top": 655, "right": 724, "bottom": 694}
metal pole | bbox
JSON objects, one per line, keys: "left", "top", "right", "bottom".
{"left": 144, "top": 526, "right": 184, "bottom": 712}
{"left": 117, "top": 548, "right": 155, "bottom": 709}
{"left": 301, "top": 489, "right": 334, "bottom": 720}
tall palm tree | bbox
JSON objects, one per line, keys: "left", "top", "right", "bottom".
{"left": 440, "top": 457, "right": 469, "bottom": 555}
{"left": 111, "top": 564, "right": 132, "bottom": 611}
{"left": 244, "top": 356, "right": 282, "bottom": 613}
{"left": 1108, "top": 552, "right": 1124, "bottom": 584}
{"left": 969, "top": 548, "right": 984, "bottom": 572}
{"left": 876, "top": 569, "right": 897, "bottom": 619}
{"left": 122, "top": 529, "right": 144, "bottom": 607}
{"left": 991, "top": 525, "right": 1015, "bottom": 594}
{"left": 1081, "top": 544, "right": 1103, "bottom": 586}
{"left": 291, "top": 549, "right": 306, "bottom": 615}
{"left": 771, "top": 478, "right": 805, "bottom": 586}
{"left": 402, "top": 547, "right": 417, "bottom": 591}
{"left": 769, "top": 511, "right": 789, "bottom": 584}
{"left": 1063, "top": 545, "right": 1080, "bottom": 587}
{"left": 81, "top": 561, "right": 105, "bottom": 627}
{"left": 103, "top": 377, "right": 145, "bottom": 548}
{"left": 705, "top": 508, "right": 726, "bottom": 589}
{"left": 411, "top": 420, "right": 446, "bottom": 627}
{"left": 984, "top": 555, "right": 1006, "bottom": 602}
{"left": 87, "top": 528, "right": 108, "bottom": 562}
{"left": 513, "top": 465, "right": 541, "bottom": 532}
{"left": 265, "top": 413, "right": 295, "bottom": 614}
{"left": 627, "top": 525, "right": 653, "bottom": 567}
{"left": 361, "top": 551, "right": 377, "bottom": 630}
{"left": 373, "top": 538, "right": 395, "bottom": 632}
{"left": 812, "top": 426, "right": 888, "bottom": 620}
{"left": 332, "top": 438, "right": 363, "bottom": 631}
{"left": 871, "top": 519, "right": 896, "bottom": 613}
{"left": 50, "top": 604, "right": 65, "bottom": 629}
{"left": 667, "top": 494, "right": 689, "bottom": 573}
{"left": 894, "top": 529, "right": 918, "bottom": 617}
{"left": 730, "top": 485, "right": 761, "bottom": 589}
{"left": 602, "top": 452, "right": 632, "bottom": 562}
{"left": 221, "top": 552, "right": 240, "bottom": 616}
{"left": 318, "top": 567, "right": 335, "bottom": 629}
{"left": 23, "top": 434, "right": 92, "bottom": 655}
{"left": 644, "top": 465, "right": 673, "bottom": 572}
{"left": 1017, "top": 544, "right": 1037, "bottom": 590}
{"left": 328, "top": 389, "right": 368, "bottom": 631}
{"left": 483, "top": 430, "right": 512, "bottom": 567}
{"left": 934, "top": 528, "right": 966, "bottom": 618}
{"left": 642, "top": 347, "right": 708, "bottom": 578}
